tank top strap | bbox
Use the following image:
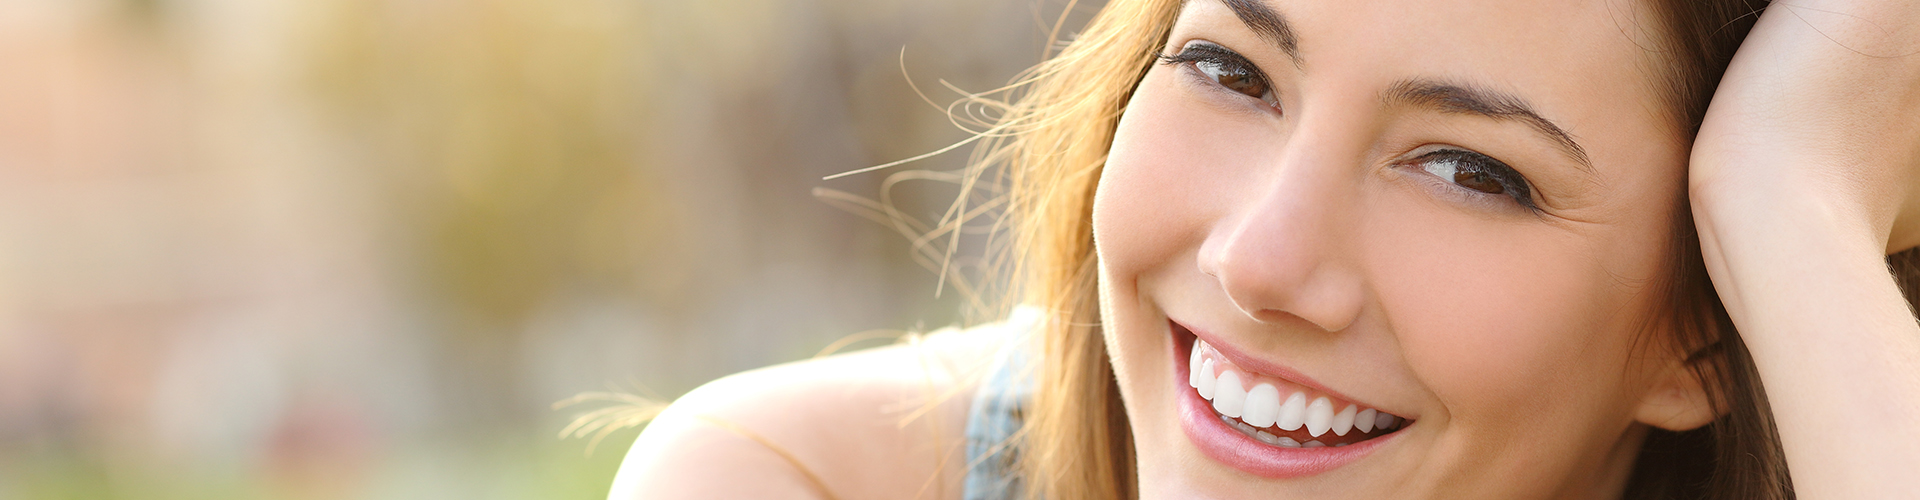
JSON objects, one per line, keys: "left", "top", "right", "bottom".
{"left": 961, "top": 310, "right": 1038, "bottom": 500}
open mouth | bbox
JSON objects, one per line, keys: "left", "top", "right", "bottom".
{"left": 1189, "top": 338, "right": 1408, "bottom": 448}
{"left": 1173, "top": 321, "right": 1412, "bottom": 451}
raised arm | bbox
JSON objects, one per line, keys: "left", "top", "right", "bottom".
{"left": 1688, "top": 1, "right": 1920, "bottom": 497}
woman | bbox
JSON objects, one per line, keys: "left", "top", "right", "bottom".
{"left": 612, "top": 0, "right": 1920, "bottom": 497}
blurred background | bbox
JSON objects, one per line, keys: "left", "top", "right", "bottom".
{"left": 0, "top": 0, "right": 1100, "bottom": 497}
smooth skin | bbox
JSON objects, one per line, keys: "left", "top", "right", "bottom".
{"left": 1098, "top": 0, "right": 1715, "bottom": 497}
{"left": 1690, "top": 1, "right": 1920, "bottom": 497}
{"left": 611, "top": 0, "right": 1920, "bottom": 498}
{"left": 609, "top": 326, "right": 1006, "bottom": 499}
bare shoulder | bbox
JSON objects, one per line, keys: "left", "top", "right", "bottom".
{"left": 608, "top": 320, "right": 1026, "bottom": 500}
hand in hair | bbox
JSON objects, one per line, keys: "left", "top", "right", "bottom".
{"left": 1688, "top": 0, "right": 1920, "bottom": 497}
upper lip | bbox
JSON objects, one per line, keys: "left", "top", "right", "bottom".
{"left": 1177, "top": 319, "right": 1401, "bottom": 417}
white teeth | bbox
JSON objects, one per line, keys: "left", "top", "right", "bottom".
{"left": 1306, "top": 397, "right": 1334, "bottom": 437}
{"left": 1332, "top": 404, "right": 1357, "bottom": 436}
{"left": 1253, "top": 430, "right": 1301, "bottom": 448}
{"left": 1241, "top": 383, "right": 1280, "bottom": 428}
{"left": 1254, "top": 430, "right": 1280, "bottom": 445}
{"left": 1276, "top": 391, "right": 1307, "bottom": 431}
{"left": 1197, "top": 358, "right": 1217, "bottom": 400}
{"left": 1225, "top": 415, "right": 1257, "bottom": 435}
{"left": 1189, "top": 341, "right": 1203, "bottom": 389}
{"left": 1186, "top": 343, "right": 1408, "bottom": 441}
{"left": 1212, "top": 371, "right": 1246, "bottom": 418}
{"left": 1355, "top": 408, "right": 1377, "bottom": 433}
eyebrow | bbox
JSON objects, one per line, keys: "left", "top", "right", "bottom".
{"left": 1210, "top": 0, "right": 1593, "bottom": 174}
{"left": 1382, "top": 79, "right": 1595, "bottom": 174}
{"left": 1217, "top": 0, "right": 1301, "bottom": 67}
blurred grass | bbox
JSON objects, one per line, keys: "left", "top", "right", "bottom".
{"left": 6, "top": 434, "right": 628, "bottom": 500}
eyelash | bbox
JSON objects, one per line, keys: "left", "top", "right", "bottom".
{"left": 1158, "top": 42, "right": 1539, "bottom": 214}
{"left": 1158, "top": 41, "right": 1279, "bottom": 109}
{"left": 1403, "top": 149, "right": 1541, "bottom": 213}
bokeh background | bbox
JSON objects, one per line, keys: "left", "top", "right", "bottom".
{"left": 0, "top": 0, "right": 1100, "bottom": 497}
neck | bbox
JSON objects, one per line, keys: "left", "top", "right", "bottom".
{"left": 1556, "top": 423, "right": 1650, "bottom": 500}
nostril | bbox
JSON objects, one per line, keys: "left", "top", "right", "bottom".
{"left": 1197, "top": 243, "right": 1227, "bottom": 282}
{"left": 1195, "top": 191, "right": 1367, "bottom": 332}
{"left": 1218, "top": 266, "right": 1364, "bottom": 332}
{"left": 1247, "top": 308, "right": 1295, "bottom": 324}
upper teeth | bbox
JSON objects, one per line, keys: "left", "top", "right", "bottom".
{"left": 1189, "top": 339, "right": 1404, "bottom": 438}
{"left": 1242, "top": 383, "right": 1280, "bottom": 428}
{"left": 1277, "top": 391, "right": 1307, "bottom": 431}
{"left": 1212, "top": 371, "right": 1246, "bottom": 418}
{"left": 1333, "top": 404, "right": 1358, "bottom": 436}
{"left": 1304, "top": 396, "right": 1334, "bottom": 437}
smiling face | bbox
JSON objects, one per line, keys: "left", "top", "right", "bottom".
{"left": 1092, "top": 0, "right": 1715, "bottom": 497}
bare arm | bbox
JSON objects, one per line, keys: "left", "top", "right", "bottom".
{"left": 1690, "top": 1, "right": 1920, "bottom": 497}
{"left": 607, "top": 326, "right": 1013, "bottom": 500}
{"left": 610, "top": 409, "right": 835, "bottom": 500}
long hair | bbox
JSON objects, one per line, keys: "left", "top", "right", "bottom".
{"left": 975, "top": 1, "right": 1183, "bottom": 497}
{"left": 968, "top": 0, "right": 1831, "bottom": 498}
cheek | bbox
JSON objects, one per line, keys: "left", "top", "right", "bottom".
{"left": 1094, "top": 68, "right": 1272, "bottom": 287}
{"left": 1366, "top": 197, "right": 1654, "bottom": 429}
{"left": 1095, "top": 67, "right": 1265, "bottom": 418}
{"left": 1098, "top": 81, "right": 1201, "bottom": 284}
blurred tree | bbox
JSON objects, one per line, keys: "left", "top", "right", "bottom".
{"left": 305, "top": 0, "right": 684, "bottom": 423}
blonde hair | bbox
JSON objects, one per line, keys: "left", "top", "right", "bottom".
{"left": 965, "top": 1, "right": 1183, "bottom": 498}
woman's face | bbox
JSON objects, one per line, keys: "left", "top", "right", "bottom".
{"left": 1093, "top": 0, "right": 1715, "bottom": 497}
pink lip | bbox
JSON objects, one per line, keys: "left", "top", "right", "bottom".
{"left": 1171, "top": 320, "right": 1401, "bottom": 478}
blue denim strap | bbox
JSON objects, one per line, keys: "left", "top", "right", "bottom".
{"left": 962, "top": 332, "right": 1032, "bottom": 500}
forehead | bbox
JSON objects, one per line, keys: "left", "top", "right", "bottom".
{"left": 1293, "top": 0, "right": 1657, "bottom": 99}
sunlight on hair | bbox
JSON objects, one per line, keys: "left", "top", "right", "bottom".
{"left": 554, "top": 390, "right": 671, "bottom": 456}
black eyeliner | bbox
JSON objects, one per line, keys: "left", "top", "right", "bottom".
{"left": 1159, "top": 42, "right": 1272, "bottom": 84}
{"left": 1159, "top": 41, "right": 1279, "bottom": 108}
{"left": 1416, "top": 149, "right": 1541, "bottom": 213}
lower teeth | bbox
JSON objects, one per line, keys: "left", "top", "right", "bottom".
{"left": 1220, "top": 414, "right": 1374, "bottom": 448}
{"left": 1256, "top": 430, "right": 1300, "bottom": 447}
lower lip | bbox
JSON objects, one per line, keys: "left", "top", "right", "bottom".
{"left": 1172, "top": 322, "right": 1398, "bottom": 478}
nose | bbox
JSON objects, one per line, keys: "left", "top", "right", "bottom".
{"left": 1197, "top": 146, "right": 1367, "bottom": 333}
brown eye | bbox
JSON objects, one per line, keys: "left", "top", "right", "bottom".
{"left": 1453, "top": 170, "right": 1505, "bottom": 194}
{"left": 1210, "top": 65, "right": 1269, "bottom": 99}
{"left": 1161, "top": 42, "right": 1278, "bottom": 106}
{"left": 1197, "top": 60, "right": 1272, "bottom": 101}
{"left": 1412, "top": 149, "right": 1539, "bottom": 212}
